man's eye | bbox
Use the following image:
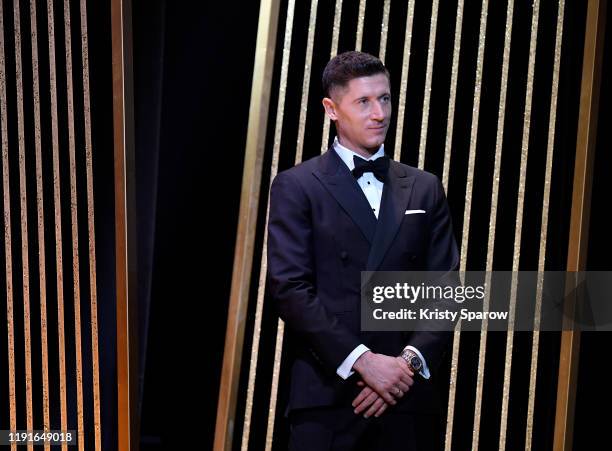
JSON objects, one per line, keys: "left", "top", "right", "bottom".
{"left": 359, "top": 98, "right": 368, "bottom": 104}
{"left": 381, "top": 96, "right": 390, "bottom": 103}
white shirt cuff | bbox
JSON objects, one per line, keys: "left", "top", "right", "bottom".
{"left": 336, "top": 344, "right": 370, "bottom": 379}
{"left": 405, "top": 346, "right": 431, "bottom": 379}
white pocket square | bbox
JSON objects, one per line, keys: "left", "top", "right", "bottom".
{"left": 405, "top": 209, "right": 426, "bottom": 215}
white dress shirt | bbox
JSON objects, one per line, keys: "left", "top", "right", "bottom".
{"left": 332, "top": 137, "right": 431, "bottom": 380}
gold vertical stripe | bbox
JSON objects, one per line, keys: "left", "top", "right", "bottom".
{"left": 468, "top": 5, "right": 515, "bottom": 451}
{"left": 295, "top": 0, "right": 318, "bottom": 165}
{"left": 320, "top": 0, "right": 343, "bottom": 154}
{"left": 355, "top": 0, "right": 366, "bottom": 51}
{"left": 47, "top": 0, "right": 69, "bottom": 443}
{"left": 29, "top": 0, "right": 52, "bottom": 446}
{"left": 442, "top": 0, "right": 464, "bottom": 191}
{"left": 442, "top": 3, "right": 465, "bottom": 449}
{"left": 62, "top": 0, "right": 85, "bottom": 448}
{"left": 267, "top": 319, "right": 285, "bottom": 451}
{"left": 0, "top": 1, "right": 18, "bottom": 446}
{"left": 486, "top": 0, "right": 514, "bottom": 274}
{"left": 378, "top": 0, "right": 390, "bottom": 63}
{"left": 525, "top": 2, "right": 565, "bottom": 449}
{"left": 13, "top": 2, "right": 35, "bottom": 446}
{"left": 239, "top": 1, "right": 295, "bottom": 450}
{"left": 444, "top": 329, "right": 460, "bottom": 451}
{"left": 460, "top": 0, "right": 488, "bottom": 273}
{"left": 499, "top": 2, "right": 540, "bottom": 449}
{"left": 465, "top": 2, "right": 489, "bottom": 450}
{"left": 417, "top": 0, "right": 439, "bottom": 169}
{"left": 78, "top": 0, "right": 102, "bottom": 447}
{"left": 393, "top": 0, "right": 415, "bottom": 162}
{"left": 214, "top": 0, "right": 281, "bottom": 449}
{"left": 476, "top": 3, "right": 515, "bottom": 450}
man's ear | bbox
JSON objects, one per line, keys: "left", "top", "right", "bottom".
{"left": 322, "top": 97, "right": 338, "bottom": 120}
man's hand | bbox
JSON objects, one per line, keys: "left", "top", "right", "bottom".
{"left": 352, "top": 351, "right": 414, "bottom": 406}
{"left": 352, "top": 381, "right": 388, "bottom": 418}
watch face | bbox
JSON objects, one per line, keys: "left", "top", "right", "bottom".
{"left": 410, "top": 356, "right": 422, "bottom": 371}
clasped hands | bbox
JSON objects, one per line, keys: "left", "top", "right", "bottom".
{"left": 351, "top": 350, "right": 414, "bottom": 419}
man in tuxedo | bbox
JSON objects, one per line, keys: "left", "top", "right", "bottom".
{"left": 267, "top": 51, "right": 459, "bottom": 451}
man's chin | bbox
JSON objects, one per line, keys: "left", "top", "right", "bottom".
{"left": 365, "top": 138, "right": 385, "bottom": 152}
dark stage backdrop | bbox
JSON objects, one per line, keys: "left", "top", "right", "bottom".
{"left": 132, "top": 0, "right": 261, "bottom": 449}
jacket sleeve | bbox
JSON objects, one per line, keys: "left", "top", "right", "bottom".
{"left": 267, "top": 171, "right": 361, "bottom": 371}
{"left": 407, "top": 176, "right": 460, "bottom": 373}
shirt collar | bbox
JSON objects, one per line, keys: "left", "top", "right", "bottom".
{"left": 333, "top": 137, "right": 386, "bottom": 171}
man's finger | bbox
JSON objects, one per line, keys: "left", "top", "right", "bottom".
{"left": 364, "top": 397, "right": 385, "bottom": 418}
{"left": 352, "top": 386, "right": 373, "bottom": 408}
{"left": 374, "top": 402, "right": 388, "bottom": 418}
{"left": 399, "top": 374, "right": 414, "bottom": 388}
{"left": 397, "top": 381, "right": 410, "bottom": 393}
{"left": 376, "top": 386, "right": 397, "bottom": 405}
{"left": 354, "top": 390, "right": 379, "bottom": 414}
{"left": 391, "top": 386, "right": 405, "bottom": 399}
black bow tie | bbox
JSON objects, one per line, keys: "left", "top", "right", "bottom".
{"left": 352, "top": 155, "right": 390, "bottom": 182}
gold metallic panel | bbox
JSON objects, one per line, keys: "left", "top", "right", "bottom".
{"left": 214, "top": 1, "right": 281, "bottom": 450}
{"left": 554, "top": 0, "right": 605, "bottom": 449}
{"left": 62, "top": 0, "right": 86, "bottom": 447}
{"left": 392, "top": 0, "right": 415, "bottom": 162}
{"left": 79, "top": 0, "right": 103, "bottom": 447}
{"left": 466, "top": 2, "right": 490, "bottom": 450}
{"left": 417, "top": 0, "right": 439, "bottom": 170}
{"left": 29, "top": 0, "right": 52, "bottom": 446}
{"left": 0, "top": 1, "right": 18, "bottom": 445}
{"left": 111, "top": 0, "right": 139, "bottom": 448}
{"left": 240, "top": 1, "right": 295, "bottom": 449}
{"left": 47, "top": 0, "right": 70, "bottom": 440}
{"left": 378, "top": 0, "right": 390, "bottom": 63}
{"left": 526, "top": 1, "right": 566, "bottom": 448}
{"left": 320, "top": 0, "right": 343, "bottom": 153}
{"left": 12, "top": 2, "right": 35, "bottom": 446}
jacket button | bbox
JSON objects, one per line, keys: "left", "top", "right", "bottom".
{"left": 409, "top": 254, "right": 417, "bottom": 261}
{"left": 340, "top": 251, "right": 348, "bottom": 260}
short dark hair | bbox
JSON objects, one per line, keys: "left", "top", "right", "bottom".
{"left": 322, "top": 51, "right": 390, "bottom": 98}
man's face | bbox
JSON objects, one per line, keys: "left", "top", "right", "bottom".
{"left": 322, "top": 73, "right": 391, "bottom": 156}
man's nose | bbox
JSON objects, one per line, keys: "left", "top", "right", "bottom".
{"left": 370, "top": 101, "right": 385, "bottom": 120}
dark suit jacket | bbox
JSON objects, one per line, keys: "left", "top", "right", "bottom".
{"left": 267, "top": 148, "right": 459, "bottom": 415}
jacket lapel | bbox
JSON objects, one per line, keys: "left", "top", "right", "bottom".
{"left": 366, "top": 161, "right": 415, "bottom": 271}
{"left": 313, "top": 148, "right": 377, "bottom": 243}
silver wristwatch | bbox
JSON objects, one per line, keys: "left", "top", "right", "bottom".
{"left": 400, "top": 348, "right": 423, "bottom": 373}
